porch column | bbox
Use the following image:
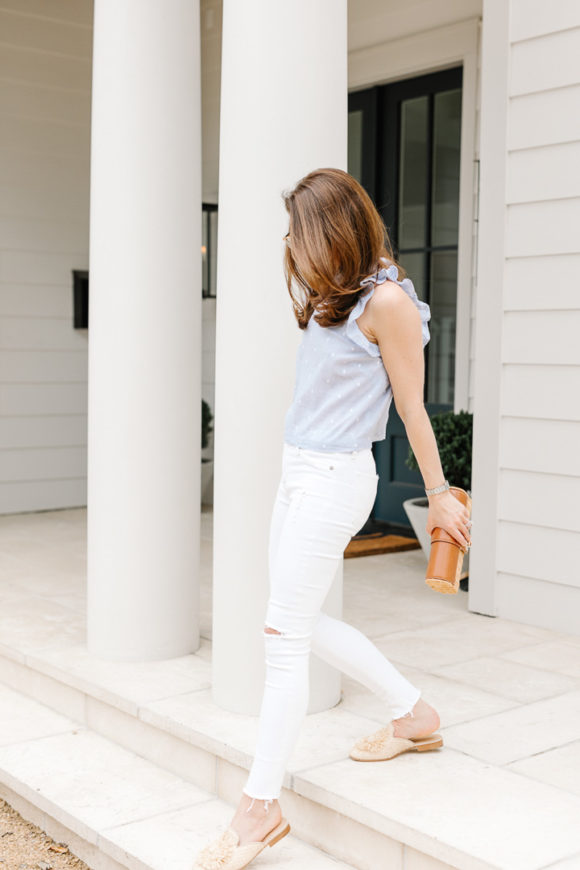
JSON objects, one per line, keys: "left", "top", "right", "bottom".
{"left": 213, "top": 0, "right": 348, "bottom": 713}
{"left": 86, "top": 0, "right": 202, "bottom": 659}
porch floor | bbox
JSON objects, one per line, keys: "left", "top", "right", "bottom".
{"left": 0, "top": 506, "right": 579, "bottom": 870}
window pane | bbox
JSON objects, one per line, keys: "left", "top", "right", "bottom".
{"left": 399, "top": 252, "right": 427, "bottom": 307}
{"left": 348, "top": 110, "right": 364, "bottom": 183}
{"left": 431, "top": 89, "right": 462, "bottom": 247}
{"left": 202, "top": 209, "right": 209, "bottom": 295}
{"left": 426, "top": 250, "right": 457, "bottom": 405}
{"left": 202, "top": 208, "right": 218, "bottom": 297}
{"left": 209, "top": 209, "right": 218, "bottom": 297}
{"left": 398, "top": 96, "right": 428, "bottom": 248}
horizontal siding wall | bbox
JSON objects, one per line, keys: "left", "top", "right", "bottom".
{"left": 496, "top": 0, "right": 580, "bottom": 632}
{"left": 0, "top": 1, "right": 93, "bottom": 514}
{"left": 0, "top": 0, "right": 221, "bottom": 514}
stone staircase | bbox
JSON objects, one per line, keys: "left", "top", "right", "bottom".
{"left": 1, "top": 508, "right": 580, "bottom": 870}
{"left": 0, "top": 681, "right": 358, "bottom": 870}
{"left": 1, "top": 635, "right": 579, "bottom": 870}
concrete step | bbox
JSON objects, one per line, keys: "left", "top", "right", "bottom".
{"left": 0, "top": 683, "right": 357, "bottom": 870}
{"left": 1, "top": 642, "right": 580, "bottom": 870}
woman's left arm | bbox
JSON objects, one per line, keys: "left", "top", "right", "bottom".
{"left": 371, "top": 285, "right": 472, "bottom": 548}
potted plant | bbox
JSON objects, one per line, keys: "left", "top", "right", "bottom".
{"left": 402, "top": 409, "right": 473, "bottom": 590}
{"left": 201, "top": 398, "right": 214, "bottom": 505}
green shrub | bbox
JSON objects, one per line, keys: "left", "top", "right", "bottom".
{"left": 406, "top": 409, "right": 473, "bottom": 492}
{"left": 202, "top": 399, "right": 214, "bottom": 449}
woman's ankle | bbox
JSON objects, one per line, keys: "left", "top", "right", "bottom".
{"left": 237, "top": 793, "right": 280, "bottom": 818}
{"left": 392, "top": 699, "right": 439, "bottom": 737}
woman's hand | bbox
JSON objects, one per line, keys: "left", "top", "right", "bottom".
{"left": 426, "top": 491, "right": 472, "bottom": 550}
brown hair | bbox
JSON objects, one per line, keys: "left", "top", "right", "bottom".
{"left": 282, "top": 167, "right": 406, "bottom": 329}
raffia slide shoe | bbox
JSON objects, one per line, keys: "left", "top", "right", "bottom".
{"left": 191, "top": 817, "right": 291, "bottom": 870}
{"left": 349, "top": 721, "right": 443, "bottom": 761}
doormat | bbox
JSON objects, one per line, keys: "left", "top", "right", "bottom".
{"left": 345, "top": 531, "right": 421, "bottom": 558}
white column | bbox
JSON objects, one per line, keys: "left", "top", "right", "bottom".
{"left": 213, "top": 0, "right": 348, "bottom": 713}
{"left": 86, "top": 0, "right": 202, "bottom": 659}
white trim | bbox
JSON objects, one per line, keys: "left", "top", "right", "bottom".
{"left": 348, "top": 17, "right": 480, "bottom": 415}
{"left": 467, "top": 0, "right": 510, "bottom": 617}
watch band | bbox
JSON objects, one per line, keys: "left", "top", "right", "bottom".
{"left": 425, "top": 479, "right": 450, "bottom": 496}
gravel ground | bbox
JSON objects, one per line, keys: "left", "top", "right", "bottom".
{"left": 0, "top": 798, "right": 90, "bottom": 870}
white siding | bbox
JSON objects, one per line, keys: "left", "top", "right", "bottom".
{"left": 0, "top": 1, "right": 93, "bottom": 513}
{"left": 496, "top": 1, "right": 580, "bottom": 629}
{"left": 0, "top": 0, "right": 222, "bottom": 514}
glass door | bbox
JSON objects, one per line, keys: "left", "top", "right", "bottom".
{"left": 348, "top": 66, "right": 463, "bottom": 528}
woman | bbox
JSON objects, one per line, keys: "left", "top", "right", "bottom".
{"left": 193, "top": 168, "right": 472, "bottom": 870}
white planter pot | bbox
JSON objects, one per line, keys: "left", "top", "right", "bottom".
{"left": 402, "top": 496, "right": 430, "bottom": 556}
{"left": 201, "top": 458, "right": 214, "bottom": 506}
{"left": 402, "top": 496, "right": 470, "bottom": 578}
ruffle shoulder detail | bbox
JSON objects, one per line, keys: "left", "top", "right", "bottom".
{"left": 346, "top": 258, "right": 431, "bottom": 355}
{"left": 345, "top": 286, "right": 382, "bottom": 357}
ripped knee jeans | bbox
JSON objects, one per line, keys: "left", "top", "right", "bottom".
{"left": 242, "top": 442, "right": 421, "bottom": 803}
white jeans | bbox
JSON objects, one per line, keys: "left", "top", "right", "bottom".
{"left": 242, "top": 442, "right": 421, "bottom": 802}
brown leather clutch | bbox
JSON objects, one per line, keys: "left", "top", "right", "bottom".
{"left": 425, "top": 486, "right": 472, "bottom": 594}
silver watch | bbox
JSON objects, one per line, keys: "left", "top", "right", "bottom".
{"left": 425, "top": 479, "right": 450, "bottom": 496}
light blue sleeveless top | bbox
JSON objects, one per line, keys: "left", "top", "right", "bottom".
{"left": 283, "top": 259, "right": 431, "bottom": 452}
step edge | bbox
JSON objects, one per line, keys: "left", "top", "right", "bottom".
{"left": 0, "top": 652, "right": 502, "bottom": 870}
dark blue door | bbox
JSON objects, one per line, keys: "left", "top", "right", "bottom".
{"left": 348, "top": 66, "right": 463, "bottom": 530}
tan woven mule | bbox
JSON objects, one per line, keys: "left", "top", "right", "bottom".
{"left": 192, "top": 817, "right": 291, "bottom": 870}
{"left": 350, "top": 721, "right": 443, "bottom": 761}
